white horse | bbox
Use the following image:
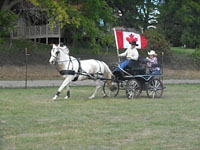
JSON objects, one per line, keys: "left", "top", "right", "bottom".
{"left": 49, "top": 44, "right": 112, "bottom": 100}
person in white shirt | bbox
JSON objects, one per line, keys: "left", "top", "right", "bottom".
{"left": 115, "top": 40, "right": 139, "bottom": 71}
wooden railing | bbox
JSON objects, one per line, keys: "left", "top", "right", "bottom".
{"left": 11, "top": 25, "right": 61, "bottom": 39}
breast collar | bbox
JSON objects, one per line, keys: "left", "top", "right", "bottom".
{"left": 56, "top": 56, "right": 82, "bottom": 81}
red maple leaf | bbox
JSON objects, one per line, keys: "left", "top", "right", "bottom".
{"left": 126, "top": 34, "right": 138, "bottom": 43}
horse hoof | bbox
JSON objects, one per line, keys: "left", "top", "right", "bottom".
{"left": 103, "top": 94, "right": 108, "bottom": 98}
{"left": 64, "top": 96, "right": 69, "bottom": 99}
{"left": 52, "top": 96, "right": 57, "bottom": 101}
{"left": 89, "top": 96, "right": 94, "bottom": 99}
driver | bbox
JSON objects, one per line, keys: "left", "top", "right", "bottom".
{"left": 115, "top": 40, "right": 139, "bottom": 71}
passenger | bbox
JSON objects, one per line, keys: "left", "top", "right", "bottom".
{"left": 146, "top": 50, "right": 160, "bottom": 74}
{"left": 114, "top": 40, "right": 139, "bottom": 72}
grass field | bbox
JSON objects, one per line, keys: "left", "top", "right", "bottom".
{"left": 1, "top": 84, "right": 200, "bottom": 150}
{"left": 171, "top": 47, "right": 195, "bottom": 56}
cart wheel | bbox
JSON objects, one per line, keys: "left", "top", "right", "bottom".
{"left": 146, "top": 78, "right": 164, "bottom": 99}
{"left": 103, "top": 80, "right": 119, "bottom": 97}
{"left": 125, "top": 79, "right": 141, "bottom": 99}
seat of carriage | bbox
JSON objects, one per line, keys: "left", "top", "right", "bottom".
{"left": 112, "top": 57, "right": 163, "bottom": 80}
{"left": 124, "top": 57, "right": 146, "bottom": 75}
{"left": 112, "top": 57, "right": 146, "bottom": 80}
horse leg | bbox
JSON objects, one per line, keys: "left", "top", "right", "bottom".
{"left": 89, "top": 80, "right": 102, "bottom": 99}
{"left": 64, "top": 85, "right": 70, "bottom": 99}
{"left": 52, "top": 76, "right": 73, "bottom": 101}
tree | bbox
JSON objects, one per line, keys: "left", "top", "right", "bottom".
{"left": 107, "top": 0, "right": 160, "bottom": 32}
{"left": 29, "top": 0, "right": 115, "bottom": 53}
{"left": 137, "top": 0, "right": 160, "bottom": 32}
{"left": 0, "top": 11, "right": 16, "bottom": 39}
{"left": 157, "top": 0, "right": 200, "bottom": 48}
{"left": 0, "top": 0, "right": 20, "bottom": 42}
{"left": 142, "top": 29, "right": 171, "bottom": 56}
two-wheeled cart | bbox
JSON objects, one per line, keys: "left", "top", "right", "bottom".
{"left": 103, "top": 58, "right": 165, "bottom": 99}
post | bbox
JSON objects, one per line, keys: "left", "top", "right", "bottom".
{"left": 46, "top": 25, "right": 48, "bottom": 45}
{"left": 25, "top": 48, "right": 30, "bottom": 88}
{"left": 113, "top": 28, "right": 120, "bottom": 63}
{"left": 161, "top": 52, "right": 164, "bottom": 82}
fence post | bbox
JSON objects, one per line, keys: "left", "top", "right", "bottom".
{"left": 25, "top": 48, "right": 30, "bottom": 88}
{"left": 161, "top": 52, "right": 164, "bottom": 82}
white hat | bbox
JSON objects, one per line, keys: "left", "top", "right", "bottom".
{"left": 148, "top": 50, "right": 157, "bottom": 56}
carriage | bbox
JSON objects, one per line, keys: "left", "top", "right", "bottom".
{"left": 102, "top": 57, "right": 165, "bottom": 99}
{"left": 49, "top": 44, "right": 165, "bottom": 100}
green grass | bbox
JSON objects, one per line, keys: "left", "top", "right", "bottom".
{"left": 171, "top": 47, "right": 195, "bottom": 56}
{"left": 1, "top": 85, "right": 200, "bottom": 150}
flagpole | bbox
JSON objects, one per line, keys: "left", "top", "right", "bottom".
{"left": 113, "top": 28, "right": 120, "bottom": 63}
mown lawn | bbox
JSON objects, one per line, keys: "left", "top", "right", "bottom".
{"left": 171, "top": 47, "right": 195, "bottom": 56}
{"left": 1, "top": 84, "right": 200, "bottom": 150}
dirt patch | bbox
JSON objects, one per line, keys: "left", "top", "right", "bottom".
{"left": 0, "top": 65, "right": 61, "bottom": 80}
{"left": 1, "top": 65, "right": 200, "bottom": 80}
{"left": 163, "top": 68, "right": 200, "bottom": 79}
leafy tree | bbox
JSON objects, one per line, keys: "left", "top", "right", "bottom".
{"left": 0, "top": 0, "right": 20, "bottom": 42}
{"left": 192, "top": 47, "right": 200, "bottom": 68}
{"left": 157, "top": 0, "right": 200, "bottom": 48}
{"left": 0, "top": 11, "right": 16, "bottom": 40}
{"left": 29, "top": 0, "right": 115, "bottom": 54}
{"left": 107, "top": 0, "right": 160, "bottom": 32}
{"left": 142, "top": 29, "right": 171, "bottom": 56}
{"left": 136, "top": 0, "right": 160, "bottom": 31}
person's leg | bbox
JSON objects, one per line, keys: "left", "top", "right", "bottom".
{"left": 119, "top": 59, "right": 130, "bottom": 69}
{"left": 114, "top": 59, "right": 130, "bottom": 72}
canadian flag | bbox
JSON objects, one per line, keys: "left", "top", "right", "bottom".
{"left": 114, "top": 30, "right": 147, "bottom": 49}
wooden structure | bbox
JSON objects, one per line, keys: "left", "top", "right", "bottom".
{"left": 10, "top": 5, "right": 63, "bottom": 44}
{"left": 11, "top": 24, "right": 62, "bottom": 44}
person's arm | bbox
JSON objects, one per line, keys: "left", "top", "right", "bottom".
{"left": 118, "top": 49, "right": 127, "bottom": 57}
{"left": 153, "top": 57, "right": 158, "bottom": 64}
{"left": 146, "top": 57, "right": 150, "bottom": 61}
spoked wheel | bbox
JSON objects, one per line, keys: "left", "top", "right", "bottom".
{"left": 125, "top": 79, "right": 142, "bottom": 99}
{"left": 103, "top": 80, "right": 119, "bottom": 97}
{"left": 146, "top": 78, "right": 164, "bottom": 99}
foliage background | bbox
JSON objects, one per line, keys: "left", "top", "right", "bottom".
{"left": 0, "top": 0, "right": 200, "bottom": 63}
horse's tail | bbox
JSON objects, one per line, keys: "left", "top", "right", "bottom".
{"left": 102, "top": 62, "right": 113, "bottom": 85}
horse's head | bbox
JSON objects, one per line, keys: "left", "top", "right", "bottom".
{"left": 49, "top": 44, "right": 69, "bottom": 64}
{"left": 49, "top": 44, "right": 60, "bottom": 64}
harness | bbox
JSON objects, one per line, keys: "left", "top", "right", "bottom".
{"left": 72, "top": 58, "right": 81, "bottom": 81}
{"left": 55, "top": 56, "right": 82, "bottom": 81}
{"left": 54, "top": 55, "right": 103, "bottom": 81}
